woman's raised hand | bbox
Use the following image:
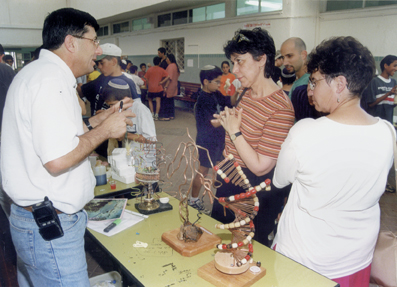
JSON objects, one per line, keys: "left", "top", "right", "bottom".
{"left": 216, "top": 106, "right": 243, "bottom": 134}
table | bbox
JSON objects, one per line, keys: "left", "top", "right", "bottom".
{"left": 86, "top": 194, "right": 338, "bottom": 287}
{"left": 94, "top": 178, "right": 145, "bottom": 199}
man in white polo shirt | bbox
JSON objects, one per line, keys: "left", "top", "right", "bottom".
{"left": 1, "top": 8, "right": 134, "bottom": 287}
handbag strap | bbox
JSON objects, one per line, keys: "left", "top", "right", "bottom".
{"left": 235, "top": 88, "right": 249, "bottom": 107}
{"left": 384, "top": 120, "right": 397, "bottom": 188}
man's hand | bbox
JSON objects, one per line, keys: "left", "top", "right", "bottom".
{"left": 88, "top": 98, "right": 134, "bottom": 128}
{"left": 45, "top": 105, "right": 134, "bottom": 175}
{"left": 98, "top": 109, "right": 135, "bottom": 139}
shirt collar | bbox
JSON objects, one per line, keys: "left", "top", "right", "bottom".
{"left": 39, "top": 49, "right": 77, "bottom": 88}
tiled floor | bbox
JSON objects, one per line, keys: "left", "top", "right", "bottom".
{"left": 1, "top": 108, "right": 397, "bottom": 286}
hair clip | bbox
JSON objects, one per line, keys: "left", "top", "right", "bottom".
{"left": 233, "top": 33, "right": 251, "bottom": 43}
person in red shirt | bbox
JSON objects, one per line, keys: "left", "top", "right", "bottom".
{"left": 219, "top": 61, "right": 236, "bottom": 96}
{"left": 145, "top": 56, "right": 169, "bottom": 120}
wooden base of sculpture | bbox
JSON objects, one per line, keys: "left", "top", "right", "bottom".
{"left": 198, "top": 258, "right": 266, "bottom": 287}
{"left": 214, "top": 251, "right": 250, "bottom": 274}
{"left": 161, "top": 225, "right": 221, "bottom": 257}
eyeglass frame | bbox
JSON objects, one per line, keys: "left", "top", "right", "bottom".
{"left": 71, "top": 35, "right": 100, "bottom": 47}
{"left": 308, "top": 78, "right": 325, "bottom": 91}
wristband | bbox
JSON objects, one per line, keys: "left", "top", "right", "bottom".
{"left": 83, "top": 117, "right": 93, "bottom": 130}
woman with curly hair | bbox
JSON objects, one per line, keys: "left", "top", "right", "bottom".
{"left": 272, "top": 36, "right": 393, "bottom": 286}
{"left": 211, "top": 28, "right": 295, "bottom": 246}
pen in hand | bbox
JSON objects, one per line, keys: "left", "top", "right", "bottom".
{"left": 119, "top": 101, "right": 123, "bottom": 113}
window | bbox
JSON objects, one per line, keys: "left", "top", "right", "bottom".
{"left": 206, "top": 4, "right": 226, "bottom": 20}
{"left": 132, "top": 18, "right": 151, "bottom": 31}
{"left": 158, "top": 13, "right": 171, "bottom": 27}
{"left": 158, "top": 4, "right": 225, "bottom": 27}
{"left": 237, "top": 0, "right": 282, "bottom": 16}
{"left": 162, "top": 38, "right": 185, "bottom": 71}
{"left": 192, "top": 7, "right": 206, "bottom": 22}
{"left": 326, "top": 0, "right": 397, "bottom": 11}
{"left": 113, "top": 21, "right": 129, "bottom": 34}
{"left": 172, "top": 10, "right": 192, "bottom": 25}
{"left": 192, "top": 3, "right": 225, "bottom": 22}
{"left": 97, "top": 26, "right": 109, "bottom": 37}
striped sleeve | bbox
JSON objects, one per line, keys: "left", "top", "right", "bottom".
{"left": 224, "top": 89, "right": 295, "bottom": 166}
{"left": 258, "top": 106, "right": 295, "bottom": 159}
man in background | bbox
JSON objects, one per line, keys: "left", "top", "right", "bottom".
{"left": 281, "top": 37, "right": 317, "bottom": 121}
{"left": 3, "top": 54, "right": 14, "bottom": 69}
{"left": 158, "top": 47, "right": 168, "bottom": 70}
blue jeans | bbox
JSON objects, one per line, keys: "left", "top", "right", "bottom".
{"left": 9, "top": 204, "right": 90, "bottom": 287}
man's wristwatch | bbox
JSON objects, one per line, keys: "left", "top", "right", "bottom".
{"left": 230, "top": 131, "right": 242, "bottom": 142}
{"left": 83, "top": 117, "right": 93, "bottom": 130}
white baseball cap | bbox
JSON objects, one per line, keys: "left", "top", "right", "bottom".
{"left": 97, "top": 43, "right": 122, "bottom": 60}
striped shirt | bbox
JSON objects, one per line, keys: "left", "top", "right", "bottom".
{"left": 225, "top": 89, "right": 295, "bottom": 167}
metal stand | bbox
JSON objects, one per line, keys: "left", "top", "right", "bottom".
{"left": 137, "top": 183, "right": 160, "bottom": 212}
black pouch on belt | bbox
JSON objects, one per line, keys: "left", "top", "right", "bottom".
{"left": 32, "top": 196, "right": 64, "bottom": 241}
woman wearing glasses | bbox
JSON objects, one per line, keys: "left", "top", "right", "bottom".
{"left": 211, "top": 28, "right": 295, "bottom": 246}
{"left": 272, "top": 37, "right": 393, "bottom": 286}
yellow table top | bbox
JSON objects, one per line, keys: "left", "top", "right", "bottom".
{"left": 94, "top": 178, "right": 141, "bottom": 198}
{"left": 87, "top": 193, "right": 337, "bottom": 287}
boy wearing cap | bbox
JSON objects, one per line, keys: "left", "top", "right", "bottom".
{"left": 78, "top": 43, "right": 139, "bottom": 157}
{"left": 102, "top": 78, "right": 155, "bottom": 141}
{"left": 102, "top": 79, "right": 156, "bottom": 159}
{"left": 79, "top": 43, "right": 139, "bottom": 116}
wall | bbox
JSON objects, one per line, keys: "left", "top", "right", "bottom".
{"left": 318, "top": 5, "right": 397, "bottom": 57}
{"left": 0, "top": 0, "right": 65, "bottom": 47}
{"left": 1, "top": 0, "right": 397, "bottom": 77}
{"left": 100, "top": 0, "right": 321, "bottom": 83}
{"left": 70, "top": 0, "right": 168, "bottom": 20}
{"left": 0, "top": 0, "right": 168, "bottom": 48}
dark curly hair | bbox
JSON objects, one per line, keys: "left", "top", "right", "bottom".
{"left": 224, "top": 28, "right": 275, "bottom": 79}
{"left": 307, "top": 36, "right": 375, "bottom": 97}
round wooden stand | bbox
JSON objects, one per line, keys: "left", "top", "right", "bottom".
{"left": 214, "top": 251, "right": 250, "bottom": 275}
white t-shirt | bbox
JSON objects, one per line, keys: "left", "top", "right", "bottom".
{"left": 127, "top": 98, "right": 156, "bottom": 139}
{"left": 272, "top": 117, "right": 394, "bottom": 279}
{"left": 1, "top": 49, "right": 96, "bottom": 214}
{"left": 128, "top": 98, "right": 157, "bottom": 169}
{"left": 123, "top": 72, "right": 144, "bottom": 95}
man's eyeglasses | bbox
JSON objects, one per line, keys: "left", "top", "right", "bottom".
{"left": 308, "top": 78, "right": 325, "bottom": 91}
{"left": 233, "top": 33, "right": 251, "bottom": 43}
{"left": 72, "top": 35, "right": 100, "bottom": 47}
{"left": 210, "top": 80, "right": 221, "bottom": 85}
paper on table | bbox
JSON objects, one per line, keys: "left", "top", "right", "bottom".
{"left": 87, "top": 210, "right": 148, "bottom": 237}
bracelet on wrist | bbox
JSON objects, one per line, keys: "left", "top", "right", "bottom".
{"left": 83, "top": 117, "right": 93, "bottom": 130}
